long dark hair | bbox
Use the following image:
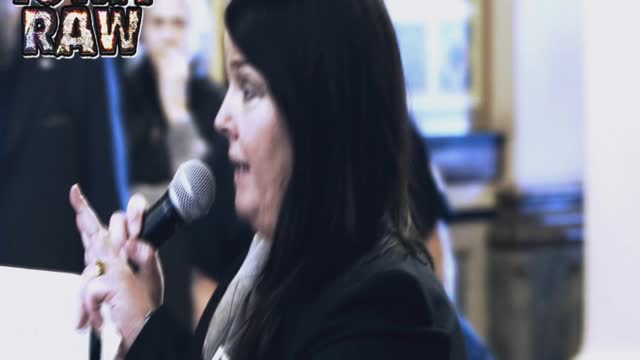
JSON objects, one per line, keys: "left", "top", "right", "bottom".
{"left": 225, "top": 0, "right": 426, "bottom": 358}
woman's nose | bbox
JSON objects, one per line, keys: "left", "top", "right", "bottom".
{"left": 214, "top": 94, "right": 235, "bottom": 139}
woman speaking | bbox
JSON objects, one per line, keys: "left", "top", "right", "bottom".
{"left": 71, "top": 0, "right": 467, "bottom": 358}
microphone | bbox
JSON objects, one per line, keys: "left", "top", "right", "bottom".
{"left": 89, "top": 160, "right": 214, "bottom": 360}
{"left": 140, "top": 159, "right": 216, "bottom": 248}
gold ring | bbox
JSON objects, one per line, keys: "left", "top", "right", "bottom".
{"left": 95, "top": 260, "right": 106, "bottom": 277}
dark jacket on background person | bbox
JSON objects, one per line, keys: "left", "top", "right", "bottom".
{"left": 125, "top": 239, "right": 468, "bottom": 360}
{"left": 0, "top": 54, "right": 122, "bottom": 274}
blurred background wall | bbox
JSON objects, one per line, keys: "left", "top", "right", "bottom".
{"left": 581, "top": 1, "right": 640, "bottom": 358}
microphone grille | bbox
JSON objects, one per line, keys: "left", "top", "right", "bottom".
{"left": 168, "top": 159, "right": 216, "bottom": 223}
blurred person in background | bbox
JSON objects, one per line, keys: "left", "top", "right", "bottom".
{"left": 0, "top": 1, "right": 124, "bottom": 273}
{"left": 123, "top": 0, "right": 253, "bottom": 330}
{"left": 410, "top": 127, "right": 495, "bottom": 360}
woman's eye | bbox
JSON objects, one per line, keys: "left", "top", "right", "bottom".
{"left": 242, "top": 84, "right": 257, "bottom": 101}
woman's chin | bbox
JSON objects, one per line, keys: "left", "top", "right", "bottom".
{"left": 235, "top": 197, "right": 257, "bottom": 226}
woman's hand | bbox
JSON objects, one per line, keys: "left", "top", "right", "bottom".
{"left": 70, "top": 185, "right": 164, "bottom": 351}
{"left": 78, "top": 239, "right": 162, "bottom": 351}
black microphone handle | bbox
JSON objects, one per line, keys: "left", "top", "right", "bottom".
{"left": 140, "top": 191, "right": 185, "bottom": 248}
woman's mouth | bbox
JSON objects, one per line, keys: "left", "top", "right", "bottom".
{"left": 232, "top": 161, "right": 250, "bottom": 183}
{"left": 232, "top": 161, "right": 250, "bottom": 173}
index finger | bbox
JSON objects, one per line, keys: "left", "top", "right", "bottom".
{"left": 126, "top": 194, "right": 148, "bottom": 239}
{"left": 70, "top": 184, "right": 103, "bottom": 240}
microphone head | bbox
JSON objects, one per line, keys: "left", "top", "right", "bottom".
{"left": 168, "top": 159, "right": 216, "bottom": 223}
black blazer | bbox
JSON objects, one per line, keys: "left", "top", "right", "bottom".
{"left": 126, "top": 240, "right": 467, "bottom": 359}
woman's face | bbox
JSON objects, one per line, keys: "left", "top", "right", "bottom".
{"left": 215, "top": 35, "right": 293, "bottom": 240}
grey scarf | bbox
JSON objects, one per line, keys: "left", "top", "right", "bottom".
{"left": 202, "top": 234, "right": 271, "bottom": 360}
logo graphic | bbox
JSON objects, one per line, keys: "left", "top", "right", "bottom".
{"left": 12, "top": 0, "right": 153, "bottom": 58}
